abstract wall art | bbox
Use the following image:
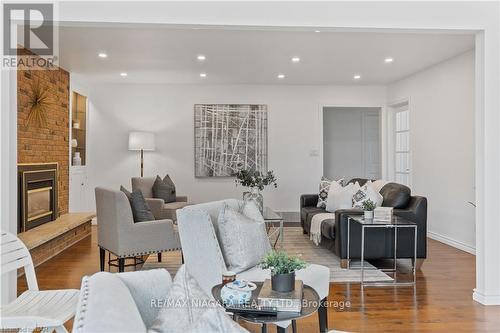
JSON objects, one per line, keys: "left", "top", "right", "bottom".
{"left": 194, "top": 104, "right": 268, "bottom": 177}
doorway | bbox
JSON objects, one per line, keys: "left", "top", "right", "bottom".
{"left": 322, "top": 107, "right": 381, "bottom": 181}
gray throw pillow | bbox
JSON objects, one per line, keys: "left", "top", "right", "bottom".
{"left": 123, "top": 187, "right": 155, "bottom": 223}
{"left": 152, "top": 175, "right": 176, "bottom": 203}
{"left": 120, "top": 185, "right": 131, "bottom": 199}
{"left": 148, "top": 266, "right": 248, "bottom": 333}
{"left": 217, "top": 204, "right": 271, "bottom": 273}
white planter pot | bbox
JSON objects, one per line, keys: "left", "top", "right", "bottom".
{"left": 364, "top": 210, "right": 374, "bottom": 219}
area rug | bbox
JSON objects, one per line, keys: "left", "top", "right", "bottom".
{"left": 143, "top": 227, "right": 393, "bottom": 283}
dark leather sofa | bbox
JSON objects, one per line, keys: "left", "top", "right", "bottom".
{"left": 300, "top": 178, "right": 427, "bottom": 267}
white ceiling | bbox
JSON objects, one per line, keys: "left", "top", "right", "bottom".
{"left": 58, "top": 25, "right": 475, "bottom": 85}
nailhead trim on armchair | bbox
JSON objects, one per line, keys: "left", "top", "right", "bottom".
{"left": 99, "top": 245, "right": 182, "bottom": 259}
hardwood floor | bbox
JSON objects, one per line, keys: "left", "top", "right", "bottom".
{"left": 18, "top": 226, "right": 500, "bottom": 332}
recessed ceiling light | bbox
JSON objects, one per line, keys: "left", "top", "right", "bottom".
{"left": 277, "top": 74, "right": 285, "bottom": 79}
{"left": 200, "top": 72, "right": 207, "bottom": 78}
{"left": 385, "top": 57, "right": 394, "bottom": 63}
{"left": 120, "top": 72, "right": 128, "bottom": 77}
{"left": 353, "top": 74, "right": 361, "bottom": 80}
{"left": 291, "top": 56, "right": 300, "bottom": 63}
{"left": 197, "top": 54, "right": 206, "bottom": 61}
{"left": 315, "top": 30, "right": 321, "bottom": 33}
{"left": 98, "top": 53, "right": 107, "bottom": 58}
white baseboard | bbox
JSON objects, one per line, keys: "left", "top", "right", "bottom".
{"left": 473, "top": 289, "right": 500, "bottom": 305}
{"left": 427, "top": 231, "right": 475, "bottom": 255}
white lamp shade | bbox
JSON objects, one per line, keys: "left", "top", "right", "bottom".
{"left": 128, "top": 131, "right": 155, "bottom": 151}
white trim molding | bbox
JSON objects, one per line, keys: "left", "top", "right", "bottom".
{"left": 427, "top": 231, "right": 476, "bottom": 255}
{"left": 473, "top": 289, "right": 500, "bottom": 306}
{"left": 0, "top": 68, "right": 18, "bottom": 304}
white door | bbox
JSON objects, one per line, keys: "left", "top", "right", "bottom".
{"left": 69, "top": 167, "right": 88, "bottom": 212}
{"left": 394, "top": 103, "right": 411, "bottom": 186}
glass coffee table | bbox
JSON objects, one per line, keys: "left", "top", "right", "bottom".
{"left": 347, "top": 214, "right": 418, "bottom": 287}
{"left": 262, "top": 207, "right": 284, "bottom": 249}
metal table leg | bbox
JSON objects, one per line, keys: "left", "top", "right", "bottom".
{"left": 413, "top": 225, "right": 417, "bottom": 284}
{"left": 279, "top": 218, "right": 284, "bottom": 248}
{"left": 347, "top": 217, "right": 351, "bottom": 269}
{"left": 361, "top": 225, "right": 365, "bottom": 285}
{"left": 393, "top": 225, "right": 398, "bottom": 283}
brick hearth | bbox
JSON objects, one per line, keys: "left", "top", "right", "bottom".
{"left": 18, "top": 213, "right": 95, "bottom": 270}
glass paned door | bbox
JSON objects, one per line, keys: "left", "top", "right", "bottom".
{"left": 394, "top": 105, "right": 411, "bottom": 186}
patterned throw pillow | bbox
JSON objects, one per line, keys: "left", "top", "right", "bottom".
{"left": 317, "top": 177, "right": 343, "bottom": 208}
{"left": 352, "top": 181, "right": 384, "bottom": 208}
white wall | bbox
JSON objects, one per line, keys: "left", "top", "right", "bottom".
{"left": 387, "top": 51, "right": 476, "bottom": 253}
{"left": 323, "top": 107, "right": 380, "bottom": 181}
{"left": 85, "top": 84, "right": 386, "bottom": 212}
{"left": 53, "top": 0, "right": 500, "bottom": 307}
{"left": 2, "top": 0, "right": 498, "bottom": 305}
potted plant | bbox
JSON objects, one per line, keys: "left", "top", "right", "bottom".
{"left": 235, "top": 170, "right": 278, "bottom": 213}
{"left": 260, "top": 251, "right": 307, "bottom": 292}
{"left": 362, "top": 199, "right": 376, "bottom": 219}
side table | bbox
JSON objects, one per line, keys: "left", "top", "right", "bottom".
{"left": 347, "top": 215, "right": 418, "bottom": 287}
{"left": 212, "top": 282, "right": 325, "bottom": 333}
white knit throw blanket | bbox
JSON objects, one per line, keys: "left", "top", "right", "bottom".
{"left": 309, "top": 213, "right": 336, "bottom": 246}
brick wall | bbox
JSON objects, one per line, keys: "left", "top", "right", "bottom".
{"left": 17, "top": 52, "right": 70, "bottom": 215}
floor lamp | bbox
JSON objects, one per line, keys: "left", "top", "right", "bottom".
{"left": 128, "top": 131, "right": 155, "bottom": 177}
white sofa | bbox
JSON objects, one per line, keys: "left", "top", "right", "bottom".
{"left": 177, "top": 199, "right": 330, "bottom": 332}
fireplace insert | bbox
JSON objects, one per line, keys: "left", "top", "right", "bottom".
{"left": 18, "top": 163, "right": 59, "bottom": 233}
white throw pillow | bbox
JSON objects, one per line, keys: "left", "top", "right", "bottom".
{"left": 148, "top": 266, "right": 248, "bottom": 333}
{"left": 372, "top": 179, "right": 389, "bottom": 193}
{"left": 352, "top": 182, "right": 384, "bottom": 208}
{"left": 217, "top": 204, "right": 271, "bottom": 273}
{"left": 326, "top": 182, "right": 360, "bottom": 212}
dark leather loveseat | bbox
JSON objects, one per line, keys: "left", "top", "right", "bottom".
{"left": 300, "top": 178, "right": 427, "bottom": 268}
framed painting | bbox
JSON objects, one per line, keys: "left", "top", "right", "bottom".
{"left": 194, "top": 104, "right": 268, "bottom": 177}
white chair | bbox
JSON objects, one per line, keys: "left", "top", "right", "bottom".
{"left": 0, "top": 231, "right": 79, "bottom": 333}
{"left": 177, "top": 199, "right": 330, "bottom": 333}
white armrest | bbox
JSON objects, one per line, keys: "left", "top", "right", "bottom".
{"left": 118, "top": 269, "right": 173, "bottom": 328}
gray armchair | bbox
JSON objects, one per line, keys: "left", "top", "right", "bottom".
{"left": 131, "top": 177, "right": 189, "bottom": 222}
{"left": 95, "top": 187, "right": 181, "bottom": 272}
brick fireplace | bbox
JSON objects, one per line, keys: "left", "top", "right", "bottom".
{"left": 17, "top": 49, "right": 70, "bottom": 217}
{"left": 15, "top": 49, "right": 94, "bottom": 269}
{"left": 18, "top": 163, "right": 59, "bottom": 233}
